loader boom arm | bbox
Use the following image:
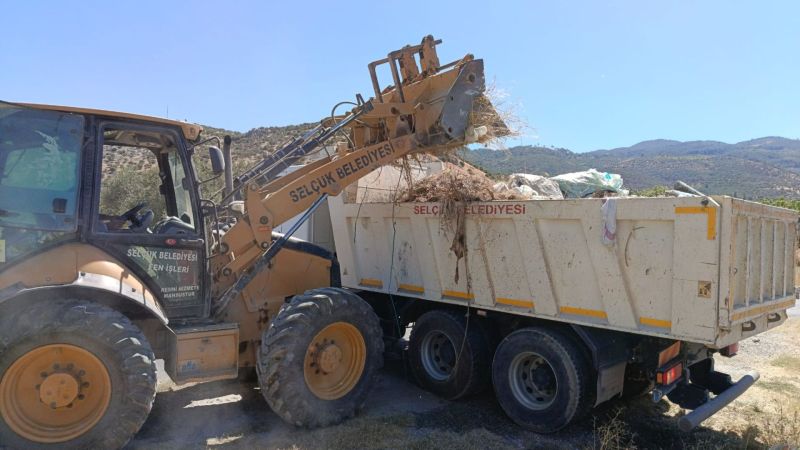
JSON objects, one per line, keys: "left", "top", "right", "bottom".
{"left": 211, "top": 36, "right": 503, "bottom": 312}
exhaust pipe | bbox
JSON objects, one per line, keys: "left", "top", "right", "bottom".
{"left": 222, "top": 135, "right": 233, "bottom": 197}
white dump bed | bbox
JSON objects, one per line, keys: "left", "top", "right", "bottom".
{"left": 329, "top": 194, "right": 798, "bottom": 347}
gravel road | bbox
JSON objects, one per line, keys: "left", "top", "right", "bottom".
{"left": 129, "top": 310, "right": 800, "bottom": 449}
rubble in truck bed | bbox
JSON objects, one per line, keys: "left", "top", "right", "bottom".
{"left": 398, "top": 169, "right": 525, "bottom": 203}
{"left": 397, "top": 165, "right": 629, "bottom": 204}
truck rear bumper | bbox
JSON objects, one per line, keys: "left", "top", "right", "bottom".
{"left": 677, "top": 370, "right": 760, "bottom": 431}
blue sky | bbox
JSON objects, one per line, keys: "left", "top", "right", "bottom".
{"left": 2, "top": 1, "right": 798, "bottom": 152}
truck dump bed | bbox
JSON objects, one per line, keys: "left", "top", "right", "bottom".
{"left": 329, "top": 195, "right": 798, "bottom": 347}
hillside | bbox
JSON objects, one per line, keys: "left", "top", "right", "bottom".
{"left": 109, "top": 119, "right": 800, "bottom": 200}
{"left": 466, "top": 138, "right": 800, "bottom": 199}
{"left": 200, "top": 122, "right": 318, "bottom": 167}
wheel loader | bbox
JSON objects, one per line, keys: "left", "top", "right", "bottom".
{"left": 0, "top": 36, "right": 502, "bottom": 448}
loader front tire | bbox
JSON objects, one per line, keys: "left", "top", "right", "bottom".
{"left": 257, "top": 288, "right": 383, "bottom": 427}
{"left": 0, "top": 299, "right": 156, "bottom": 449}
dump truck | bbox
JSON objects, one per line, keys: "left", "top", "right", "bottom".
{"left": 321, "top": 169, "right": 800, "bottom": 432}
{"left": 0, "top": 36, "right": 499, "bottom": 448}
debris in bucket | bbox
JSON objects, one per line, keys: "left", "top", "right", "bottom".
{"left": 466, "top": 84, "right": 523, "bottom": 149}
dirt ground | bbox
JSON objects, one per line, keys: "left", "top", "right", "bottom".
{"left": 128, "top": 306, "right": 800, "bottom": 450}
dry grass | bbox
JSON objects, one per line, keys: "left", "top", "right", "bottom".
{"left": 771, "top": 354, "right": 800, "bottom": 371}
{"left": 267, "top": 413, "right": 516, "bottom": 450}
{"left": 747, "top": 402, "right": 800, "bottom": 448}
{"left": 399, "top": 168, "right": 521, "bottom": 204}
{"left": 757, "top": 378, "right": 800, "bottom": 395}
{"left": 589, "top": 409, "right": 637, "bottom": 450}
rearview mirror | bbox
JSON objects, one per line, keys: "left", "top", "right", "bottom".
{"left": 208, "top": 146, "right": 225, "bottom": 175}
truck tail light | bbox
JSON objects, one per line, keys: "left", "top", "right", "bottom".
{"left": 720, "top": 343, "right": 738, "bottom": 357}
{"left": 658, "top": 341, "right": 681, "bottom": 367}
{"left": 657, "top": 362, "right": 683, "bottom": 385}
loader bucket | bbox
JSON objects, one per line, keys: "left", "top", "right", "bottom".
{"left": 424, "top": 59, "right": 510, "bottom": 149}
{"left": 440, "top": 60, "right": 487, "bottom": 141}
{"left": 354, "top": 36, "right": 510, "bottom": 154}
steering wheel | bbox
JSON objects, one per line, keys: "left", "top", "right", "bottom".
{"left": 120, "top": 202, "right": 155, "bottom": 231}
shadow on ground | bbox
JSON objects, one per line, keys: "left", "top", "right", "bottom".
{"left": 129, "top": 357, "right": 754, "bottom": 450}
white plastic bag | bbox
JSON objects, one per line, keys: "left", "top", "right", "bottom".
{"left": 551, "top": 169, "right": 624, "bottom": 198}
{"left": 601, "top": 198, "right": 617, "bottom": 246}
{"left": 506, "top": 173, "right": 563, "bottom": 199}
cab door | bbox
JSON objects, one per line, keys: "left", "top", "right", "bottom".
{"left": 89, "top": 121, "right": 208, "bottom": 319}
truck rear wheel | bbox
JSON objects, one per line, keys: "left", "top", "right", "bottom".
{"left": 257, "top": 288, "right": 383, "bottom": 427}
{"left": 408, "top": 309, "right": 490, "bottom": 400}
{"left": 492, "top": 327, "right": 594, "bottom": 433}
{"left": 0, "top": 299, "right": 156, "bottom": 449}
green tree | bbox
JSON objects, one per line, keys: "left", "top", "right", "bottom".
{"left": 99, "top": 166, "right": 165, "bottom": 219}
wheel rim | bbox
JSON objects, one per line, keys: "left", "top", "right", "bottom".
{"left": 420, "top": 331, "right": 457, "bottom": 381}
{"left": 0, "top": 344, "right": 112, "bottom": 443}
{"left": 304, "top": 322, "right": 366, "bottom": 400}
{"left": 508, "top": 351, "right": 558, "bottom": 410}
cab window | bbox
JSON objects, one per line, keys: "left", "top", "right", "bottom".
{"left": 0, "top": 103, "right": 84, "bottom": 231}
{"left": 168, "top": 151, "right": 194, "bottom": 226}
{"left": 97, "top": 126, "right": 195, "bottom": 234}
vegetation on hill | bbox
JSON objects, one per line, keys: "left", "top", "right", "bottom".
{"left": 759, "top": 197, "right": 800, "bottom": 213}
{"left": 465, "top": 138, "right": 800, "bottom": 200}
{"left": 104, "top": 117, "right": 800, "bottom": 208}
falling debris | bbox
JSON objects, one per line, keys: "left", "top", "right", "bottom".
{"left": 467, "top": 83, "right": 524, "bottom": 149}
{"left": 399, "top": 169, "right": 522, "bottom": 283}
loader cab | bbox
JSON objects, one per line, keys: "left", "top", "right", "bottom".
{"left": 90, "top": 119, "right": 210, "bottom": 318}
{"left": 0, "top": 101, "right": 212, "bottom": 319}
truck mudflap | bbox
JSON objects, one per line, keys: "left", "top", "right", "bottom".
{"left": 677, "top": 371, "right": 759, "bottom": 431}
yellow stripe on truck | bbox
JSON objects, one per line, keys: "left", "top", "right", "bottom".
{"left": 731, "top": 298, "right": 795, "bottom": 321}
{"left": 675, "top": 206, "right": 717, "bottom": 240}
{"left": 640, "top": 317, "right": 672, "bottom": 328}
{"left": 442, "top": 290, "right": 474, "bottom": 300}
{"left": 496, "top": 297, "right": 535, "bottom": 309}
{"left": 560, "top": 306, "right": 608, "bottom": 319}
{"left": 398, "top": 283, "right": 425, "bottom": 293}
{"left": 359, "top": 278, "right": 383, "bottom": 288}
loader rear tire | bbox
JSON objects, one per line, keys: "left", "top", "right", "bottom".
{"left": 492, "top": 327, "right": 594, "bottom": 433}
{"left": 408, "top": 309, "right": 491, "bottom": 400}
{"left": 0, "top": 299, "right": 156, "bottom": 449}
{"left": 257, "top": 288, "right": 383, "bottom": 428}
